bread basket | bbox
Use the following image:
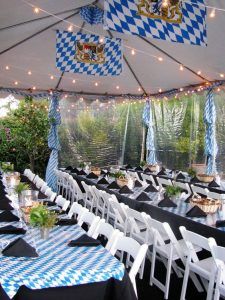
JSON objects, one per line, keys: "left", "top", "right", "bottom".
{"left": 197, "top": 173, "right": 214, "bottom": 183}
{"left": 90, "top": 167, "right": 101, "bottom": 176}
{"left": 190, "top": 197, "right": 221, "bottom": 214}
{"left": 116, "top": 176, "right": 128, "bottom": 187}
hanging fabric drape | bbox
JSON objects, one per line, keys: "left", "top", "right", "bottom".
{"left": 45, "top": 93, "right": 61, "bottom": 191}
{"left": 142, "top": 100, "right": 157, "bottom": 164}
{"left": 203, "top": 89, "right": 218, "bottom": 175}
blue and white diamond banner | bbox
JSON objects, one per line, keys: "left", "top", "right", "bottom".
{"left": 104, "top": 0, "right": 207, "bottom": 46}
{"left": 56, "top": 30, "right": 122, "bottom": 76}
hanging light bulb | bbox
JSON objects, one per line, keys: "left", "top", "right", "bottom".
{"left": 116, "top": 85, "right": 120, "bottom": 90}
{"left": 32, "top": 86, "right": 36, "bottom": 90}
{"left": 158, "top": 57, "right": 163, "bottom": 62}
{"left": 34, "top": 7, "right": 40, "bottom": 14}
{"left": 95, "top": 82, "right": 98, "bottom": 86}
{"left": 64, "top": 94, "right": 68, "bottom": 98}
{"left": 5, "top": 66, "right": 10, "bottom": 70}
{"left": 179, "top": 65, "right": 184, "bottom": 71}
{"left": 159, "top": 88, "right": 162, "bottom": 93}
{"left": 50, "top": 75, "right": 54, "bottom": 80}
{"left": 220, "top": 73, "right": 224, "bottom": 78}
{"left": 180, "top": 88, "right": 183, "bottom": 92}
{"left": 217, "top": 88, "right": 221, "bottom": 92}
{"left": 209, "top": 9, "right": 216, "bottom": 18}
{"left": 72, "top": 79, "right": 76, "bottom": 83}
{"left": 14, "top": 81, "right": 18, "bottom": 85}
{"left": 131, "top": 49, "right": 136, "bottom": 55}
{"left": 99, "top": 37, "right": 104, "bottom": 43}
{"left": 138, "top": 87, "right": 141, "bottom": 92}
{"left": 28, "top": 70, "right": 32, "bottom": 75}
{"left": 68, "top": 25, "right": 73, "bottom": 32}
{"left": 197, "top": 70, "right": 201, "bottom": 75}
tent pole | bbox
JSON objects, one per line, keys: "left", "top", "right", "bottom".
{"left": 107, "top": 30, "right": 147, "bottom": 95}
{"left": 0, "top": 11, "right": 80, "bottom": 56}
{"left": 138, "top": 36, "right": 209, "bottom": 82}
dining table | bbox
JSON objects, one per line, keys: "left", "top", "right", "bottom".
{"left": 0, "top": 172, "right": 137, "bottom": 300}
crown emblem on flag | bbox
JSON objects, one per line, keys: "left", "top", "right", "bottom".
{"left": 76, "top": 41, "right": 105, "bottom": 64}
{"left": 137, "top": 0, "right": 182, "bottom": 24}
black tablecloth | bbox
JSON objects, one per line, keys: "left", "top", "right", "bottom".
{"left": 9, "top": 272, "right": 136, "bottom": 300}
{"left": 73, "top": 174, "right": 225, "bottom": 247}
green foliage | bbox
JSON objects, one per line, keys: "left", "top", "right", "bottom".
{"left": 0, "top": 99, "right": 50, "bottom": 175}
{"left": 187, "top": 168, "right": 196, "bottom": 177}
{"left": 140, "top": 160, "right": 146, "bottom": 167}
{"left": 1, "top": 162, "right": 14, "bottom": 172}
{"left": 29, "top": 204, "right": 57, "bottom": 228}
{"left": 110, "top": 171, "right": 125, "bottom": 179}
{"left": 165, "top": 185, "right": 182, "bottom": 197}
{"left": 14, "top": 182, "right": 30, "bottom": 194}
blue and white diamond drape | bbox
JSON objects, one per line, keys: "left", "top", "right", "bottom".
{"left": 143, "top": 101, "right": 157, "bottom": 164}
{"left": 80, "top": 6, "right": 103, "bottom": 25}
{"left": 104, "top": 0, "right": 207, "bottom": 46}
{"left": 56, "top": 31, "right": 122, "bottom": 76}
{"left": 45, "top": 93, "right": 61, "bottom": 192}
{"left": 203, "top": 89, "right": 218, "bottom": 175}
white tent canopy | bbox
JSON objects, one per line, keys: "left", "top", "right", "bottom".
{"left": 0, "top": 0, "right": 225, "bottom": 97}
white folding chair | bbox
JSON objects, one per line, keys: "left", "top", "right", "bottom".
{"left": 190, "top": 184, "right": 209, "bottom": 197}
{"left": 210, "top": 243, "right": 225, "bottom": 300}
{"left": 44, "top": 188, "right": 57, "bottom": 202}
{"left": 81, "top": 181, "right": 97, "bottom": 212}
{"left": 141, "top": 173, "right": 157, "bottom": 186}
{"left": 157, "top": 177, "right": 173, "bottom": 188}
{"left": 92, "top": 220, "right": 120, "bottom": 251}
{"left": 55, "top": 195, "right": 70, "bottom": 211}
{"left": 68, "top": 202, "right": 88, "bottom": 220}
{"left": 110, "top": 235, "right": 148, "bottom": 296}
{"left": 179, "top": 226, "right": 217, "bottom": 300}
{"left": 107, "top": 199, "right": 129, "bottom": 233}
{"left": 78, "top": 211, "right": 101, "bottom": 236}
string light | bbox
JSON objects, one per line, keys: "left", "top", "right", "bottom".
{"left": 34, "top": 7, "right": 40, "bottom": 14}
{"left": 116, "top": 85, "right": 120, "bottom": 90}
{"left": 99, "top": 37, "right": 104, "bottom": 43}
{"left": 179, "top": 65, "right": 184, "bottom": 71}
{"left": 50, "top": 75, "right": 54, "bottom": 80}
{"left": 28, "top": 70, "right": 32, "bottom": 75}
{"left": 220, "top": 73, "right": 224, "bottom": 78}
{"left": 14, "top": 81, "right": 18, "bottom": 85}
{"left": 138, "top": 87, "right": 141, "bottom": 92}
{"left": 64, "top": 94, "right": 68, "bottom": 98}
{"left": 131, "top": 49, "right": 136, "bottom": 55}
{"left": 209, "top": 9, "right": 216, "bottom": 18}
{"left": 197, "top": 70, "right": 201, "bottom": 75}
{"left": 5, "top": 66, "right": 10, "bottom": 70}
{"left": 32, "top": 86, "right": 36, "bottom": 90}
{"left": 217, "top": 88, "right": 221, "bottom": 92}
{"left": 158, "top": 57, "right": 163, "bottom": 62}
{"left": 72, "top": 79, "right": 76, "bottom": 83}
{"left": 180, "top": 88, "right": 184, "bottom": 92}
{"left": 159, "top": 88, "right": 162, "bottom": 93}
{"left": 95, "top": 82, "right": 98, "bottom": 86}
{"left": 68, "top": 25, "right": 73, "bottom": 32}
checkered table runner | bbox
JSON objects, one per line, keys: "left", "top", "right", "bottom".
{"left": 0, "top": 225, "right": 124, "bottom": 298}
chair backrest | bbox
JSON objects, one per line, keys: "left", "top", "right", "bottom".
{"left": 173, "top": 181, "right": 192, "bottom": 195}
{"left": 210, "top": 243, "right": 225, "bottom": 285}
{"left": 190, "top": 185, "right": 209, "bottom": 197}
{"left": 68, "top": 202, "right": 88, "bottom": 219}
{"left": 179, "top": 226, "right": 216, "bottom": 263}
{"left": 55, "top": 195, "right": 70, "bottom": 211}
{"left": 157, "top": 177, "right": 173, "bottom": 187}
{"left": 126, "top": 208, "right": 147, "bottom": 235}
{"left": 108, "top": 199, "right": 128, "bottom": 230}
{"left": 78, "top": 211, "right": 101, "bottom": 236}
{"left": 92, "top": 220, "right": 120, "bottom": 250}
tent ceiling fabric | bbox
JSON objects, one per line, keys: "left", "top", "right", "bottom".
{"left": 0, "top": 0, "right": 225, "bottom": 96}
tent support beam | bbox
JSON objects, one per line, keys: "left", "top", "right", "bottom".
{"left": 54, "top": 21, "right": 86, "bottom": 90}
{"left": 0, "top": 11, "right": 80, "bottom": 56}
{"left": 107, "top": 30, "right": 147, "bottom": 95}
{"left": 138, "top": 36, "right": 209, "bottom": 82}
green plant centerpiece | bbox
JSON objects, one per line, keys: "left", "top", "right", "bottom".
{"left": 29, "top": 204, "right": 58, "bottom": 239}
{"left": 187, "top": 168, "right": 196, "bottom": 178}
{"left": 15, "top": 182, "right": 30, "bottom": 204}
{"left": 1, "top": 162, "right": 14, "bottom": 173}
{"left": 165, "top": 185, "right": 182, "bottom": 201}
{"left": 110, "top": 171, "right": 128, "bottom": 187}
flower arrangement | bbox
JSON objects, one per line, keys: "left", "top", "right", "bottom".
{"left": 29, "top": 204, "right": 58, "bottom": 228}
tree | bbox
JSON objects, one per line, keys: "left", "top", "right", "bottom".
{"left": 0, "top": 98, "right": 50, "bottom": 175}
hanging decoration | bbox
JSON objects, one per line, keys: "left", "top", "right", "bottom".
{"left": 79, "top": 6, "right": 104, "bottom": 25}
{"left": 45, "top": 93, "right": 61, "bottom": 192}
{"left": 104, "top": 0, "right": 207, "bottom": 46}
{"left": 56, "top": 31, "right": 122, "bottom": 76}
{"left": 203, "top": 89, "right": 218, "bottom": 175}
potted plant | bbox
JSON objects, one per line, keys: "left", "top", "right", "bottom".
{"left": 165, "top": 186, "right": 182, "bottom": 201}
{"left": 15, "top": 182, "right": 30, "bottom": 204}
{"left": 29, "top": 204, "right": 58, "bottom": 239}
{"left": 110, "top": 171, "right": 128, "bottom": 187}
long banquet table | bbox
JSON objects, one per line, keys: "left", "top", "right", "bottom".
{"left": 0, "top": 173, "right": 136, "bottom": 300}
{"left": 71, "top": 171, "right": 225, "bottom": 247}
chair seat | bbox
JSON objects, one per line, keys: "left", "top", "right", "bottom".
{"left": 191, "top": 257, "right": 216, "bottom": 278}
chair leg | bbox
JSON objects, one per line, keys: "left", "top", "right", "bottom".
{"left": 164, "top": 256, "right": 172, "bottom": 299}
{"left": 150, "top": 247, "right": 156, "bottom": 286}
{"left": 180, "top": 263, "right": 190, "bottom": 300}
{"left": 206, "top": 273, "right": 216, "bottom": 300}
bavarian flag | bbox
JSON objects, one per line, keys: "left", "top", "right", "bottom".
{"left": 104, "top": 0, "right": 207, "bottom": 46}
{"left": 56, "top": 30, "right": 122, "bottom": 76}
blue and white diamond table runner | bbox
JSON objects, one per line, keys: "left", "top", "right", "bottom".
{"left": 0, "top": 225, "right": 124, "bottom": 299}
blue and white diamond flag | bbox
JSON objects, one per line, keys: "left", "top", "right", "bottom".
{"left": 104, "top": 0, "right": 207, "bottom": 46}
{"left": 56, "top": 30, "right": 122, "bottom": 76}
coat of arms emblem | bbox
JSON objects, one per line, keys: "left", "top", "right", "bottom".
{"left": 76, "top": 41, "right": 105, "bottom": 64}
{"left": 137, "top": 0, "right": 182, "bottom": 24}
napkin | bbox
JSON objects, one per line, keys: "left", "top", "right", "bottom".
{"left": 208, "top": 180, "right": 220, "bottom": 188}
{"left": 86, "top": 172, "right": 98, "bottom": 179}
{"left": 119, "top": 186, "right": 133, "bottom": 194}
{"left": 43, "top": 200, "right": 56, "bottom": 207}
{"left": 101, "top": 170, "right": 107, "bottom": 175}
{"left": 125, "top": 164, "right": 132, "bottom": 169}
{"left": 0, "top": 201, "right": 14, "bottom": 211}
{"left": 184, "top": 194, "right": 193, "bottom": 203}
{"left": 134, "top": 180, "right": 142, "bottom": 188}
{"left": 2, "top": 237, "right": 38, "bottom": 257}
{"left": 56, "top": 218, "right": 77, "bottom": 226}
{"left": 0, "top": 211, "right": 19, "bottom": 222}
{"left": 135, "top": 166, "right": 143, "bottom": 171}
{"left": 97, "top": 177, "right": 109, "bottom": 184}
{"left": 157, "top": 170, "right": 166, "bottom": 176}
{"left": 68, "top": 234, "right": 101, "bottom": 247}
{"left": 176, "top": 173, "right": 186, "bottom": 180}
{"left": 71, "top": 168, "right": 79, "bottom": 174}
{"left": 65, "top": 166, "right": 73, "bottom": 171}
{"left": 136, "top": 192, "right": 152, "bottom": 202}
{"left": 0, "top": 225, "right": 26, "bottom": 235}
{"left": 144, "top": 168, "right": 151, "bottom": 174}
{"left": 38, "top": 191, "right": 48, "bottom": 200}
{"left": 186, "top": 206, "right": 207, "bottom": 217}
{"left": 216, "top": 220, "right": 225, "bottom": 228}
{"left": 190, "top": 176, "right": 201, "bottom": 183}
{"left": 145, "top": 185, "right": 158, "bottom": 193}
{"left": 107, "top": 181, "right": 120, "bottom": 189}
{"left": 158, "top": 197, "right": 177, "bottom": 207}
{"left": 77, "top": 170, "right": 87, "bottom": 176}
